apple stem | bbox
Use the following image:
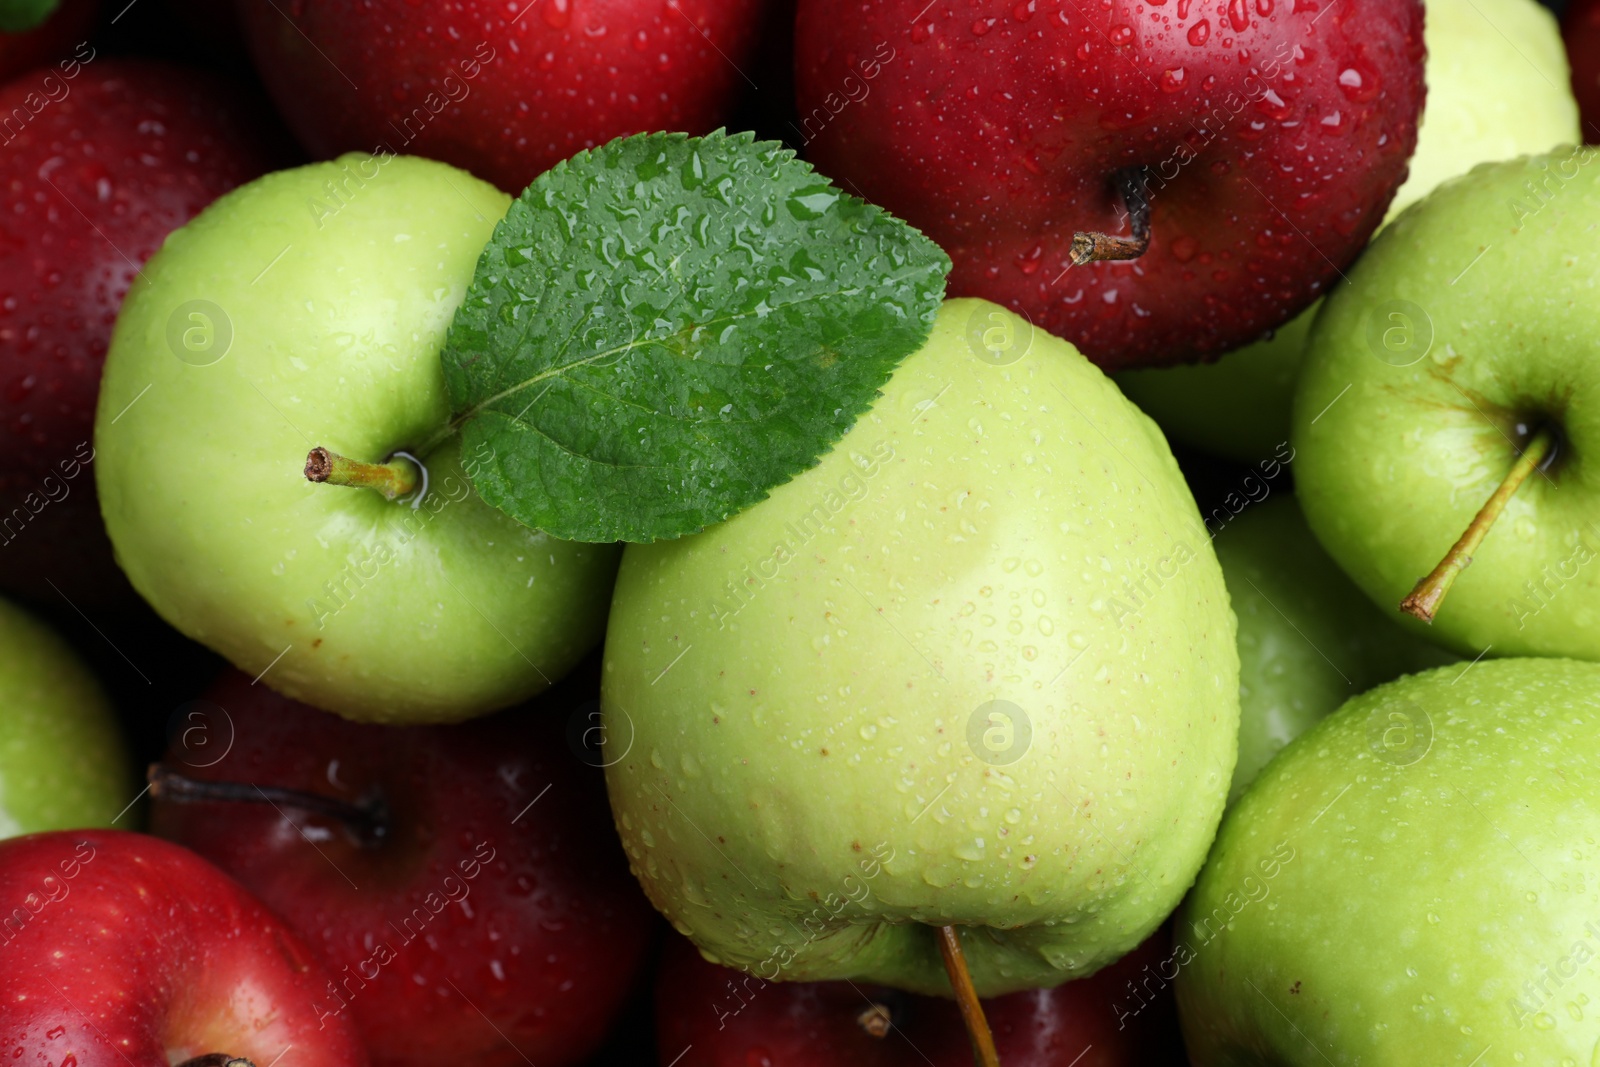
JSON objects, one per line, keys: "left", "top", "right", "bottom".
{"left": 304, "top": 446, "right": 423, "bottom": 502}
{"left": 1070, "top": 167, "right": 1151, "bottom": 265}
{"left": 148, "top": 764, "right": 389, "bottom": 846}
{"left": 937, "top": 925, "right": 1002, "bottom": 1067}
{"left": 175, "top": 1057, "right": 256, "bottom": 1067}
{"left": 1400, "top": 425, "right": 1557, "bottom": 622}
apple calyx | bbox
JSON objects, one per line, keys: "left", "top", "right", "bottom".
{"left": 1069, "top": 167, "right": 1151, "bottom": 266}
{"left": 856, "top": 1002, "right": 894, "bottom": 1038}
{"left": 937, "top": 925, "right": 1002, "bottom": 1067}
{"left": 175, "top": 1056, "right": 257, "bottom": 1067}
{"left": 1400, "top": 425, "right": 1558, "bottom": 622}
{"left": 304, "top": 446, "right": 425, "bottom": 504}
{"left": 148, "top": 763, "right": 390, "bottom": 847}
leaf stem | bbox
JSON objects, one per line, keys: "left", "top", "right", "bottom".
{"left": 1400, "top": 425, "right": 1556, "bottom": 622}
{"left": 304, "top": 447, "right": 421, "bottom": 501}
{"left": 937, "top": 925, "right": 1002, "bottom": 1067}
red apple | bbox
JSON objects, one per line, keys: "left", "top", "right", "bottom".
{"left": 656, "top": 929, "right": 1186, "bottom": 1065}
{"left": 794, "top": 0, "right": 1426, "bottom": 370}
{"left": 1564, "top": 0, "right": 1600, "bottom": 142}
{"left": 148, "top": 666, "right": 659, "bottom": 1067}
{"left": 236, "top": 0, "right": 766, "bottom": 193}
{"left": 0, "top": 828, "right": 367, "bottom": 1067}
{"left": 0, "top": 0, "right": 96, "bottom": 83}
{"left": 0, "top": 59, "right": 282, "bottom": 607}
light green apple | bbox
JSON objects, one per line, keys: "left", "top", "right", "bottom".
{"left": 1214, "top": 495, "right": 1454, "bottom": 803}
{"left": 0, "top": 597, "right": 132, "bottom": 836}
{"left": 96, "top": 154, "right": 619, "bottom": 723}
{"left": 1176, "top": 657, "right": 1600, "bottom": 1064}
{"left": 1294, "top": 149, "right": 1600, "bottom": 660}
{"left": 602, "top": 298, "right": 1239, "bottom": 997}
{"left": 1117, "top": 0, "right": 1579, "bottom": 463}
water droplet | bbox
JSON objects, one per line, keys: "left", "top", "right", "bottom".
{"left": 1160, "top": 67, "right": 1187, "bottom": 93}
{"left": 1109, "top": 24, "right": 1134, "bottom": 46}
{"left": 1227, "top": 0, "right": 1249, "bottom": 31}
{"left": 971, "top": 17, "right": 995, "bottom": 35}
{"left": 1187, "top": 19, "right": 1210, "bottom": 45}
{"left": 541, "top": 0, "right": 571, "bottom": 29}
{"left": 860, "top": 723, "right": 878, "bottom": 740}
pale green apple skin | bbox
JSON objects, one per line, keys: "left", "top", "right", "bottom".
{"left": 0, "top": 599, "right": 132, "bottom": 836}
{"left": 1295, "top": 151, "right": 1600, "bottom": 661}
{"left": 96, "top": 155, "right": 619, "bottom": 722}
{"left": 1216, "top": 495, "right": 1453, "bottom": 803}
{"left": 1177, "top": 658, "right": 1600, "bottom": 1065}
{"left": 1117, "top": 0, "right": 1579, "bottom": 463}
{"left": 603, "top": 299, "right": 1239, "bottom": 997}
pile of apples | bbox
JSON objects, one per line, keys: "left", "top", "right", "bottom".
{"left": 3, "top": 0, "right": 1600, "bottom": 1065}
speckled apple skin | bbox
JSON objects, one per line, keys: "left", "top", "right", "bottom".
{"left": 1177, "top": 658, "right": 1600, "bottom": 1064}
{"left": 1295, "top": 151, "right": 1600, "bottom": 662}
{"left": 95, "top": 155, "right": 619, "bottom": 722}
{"left": 603, "top": 299, "right": 1240, "bottom": 996}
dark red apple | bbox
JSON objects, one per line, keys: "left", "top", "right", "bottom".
{"left": 0, "top": 0, "right": 96, "bottom": 83}
{"left": 148, "top": 666, "right": 659, "bottom": 1067}
{"left": 1564, "top": 0, "right": 1600, "bottom": 142}
{"left": 794, "top": 0, "right": 1426, "bottom": 370}
{"left": 0, "top": 829, "right": 368, "bottom": 1067}
{"left": 0, "top": 59, "right": 281, "bottom": 607}
{"left": 236, "top": 0, "right": 766, "bottom": 193}
{"left": 656, "top": 929, "right": 1186, "bottom": 1065}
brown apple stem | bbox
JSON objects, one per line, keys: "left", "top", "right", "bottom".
{"left": 175, "top": 1057, "right": 256, "bottom": 1067}
{"left": 148, "top": 763, "right": 389, "bottom": 846}
{"left": 937, "top": 925, "right": 1002, "bottom": 1067}
{"left": 304, "top": 446, "right": 421, "bottom": 501}
{"left": 1400, "top": 425, "right": 1557, "bottom": 622}
{"left": 1070, "top": 167, "right": 1151, "bottom": 265}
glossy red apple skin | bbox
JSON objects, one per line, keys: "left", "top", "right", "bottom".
{"left": 1564, "top": 0, "right": 1600, "bottom": 142}
{"left": 236, "top": 0, "right": 766, "bottom": 193}
{"left": 656, "top": 929, "right": 1186, "bottom": 1065}
{"left": 795, "top": 0, "right": 1425, "bottom": 371}
{"left": 149, "top": 667, "right": 659, "bottom": 1067}
{"left": 0, "top": 59, "right": 282, "bottom": 607}
{"left": 0, "top": 0, "right": 96, "bottom": 82}
{"left": 0, "top": 829, "right": 368, "bottom": 1067}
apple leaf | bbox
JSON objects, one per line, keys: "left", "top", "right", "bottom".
{"left": 0, "top": 0, "right": 59, "bottom": 32}
{"left": 442, "top": 130, "right": 948, "bottom": 543}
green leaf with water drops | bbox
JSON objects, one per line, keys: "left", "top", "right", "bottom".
{"left": 441, "top": 130, "right": 949, "bottom": 543}
{"left": 0, "top": 0, "right": 60, "bottom": 32}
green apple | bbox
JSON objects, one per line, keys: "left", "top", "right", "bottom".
{"left": 1214, "top": 495, "right": 1453, "bottom": 803}
{"left": 1176, "top": 657, "right": 1600, "bottom": 1064}
{"left": 0, "top": 597, "right": 132, "bottom": 836}
{"left": 602, "top": 298, "right": 1239, "bottom": 997}
{"left": 1294, "top": 149, "right": 1600, "bottom": 660}
{"left": 1117, "top": 0, "right": 1579, "bottom": 463}
{"left": 96, "top": 154, "right": 619, "bottom": 723}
